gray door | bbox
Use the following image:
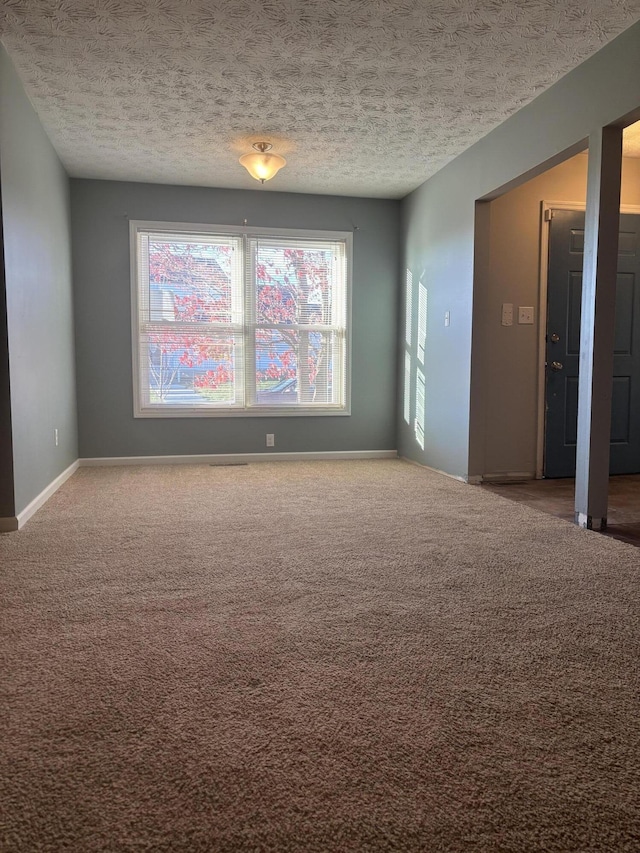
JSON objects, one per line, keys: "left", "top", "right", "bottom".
{"left": 545, "top": 209, "right": 640, "bottom": 478}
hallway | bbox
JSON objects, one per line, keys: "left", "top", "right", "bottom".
{"left": 483, "top": 475, "right": 640, "bottom": 548}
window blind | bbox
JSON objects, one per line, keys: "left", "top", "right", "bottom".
{"left": 249, "top": 235, "right": 347, "bottom": 408}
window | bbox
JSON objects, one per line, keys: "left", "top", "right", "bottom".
{"left": 131, "top": 221, "right": 351, "bottom": 417}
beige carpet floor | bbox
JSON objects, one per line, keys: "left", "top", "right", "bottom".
{"left": 1, "top": 459, "right": 639, "bottom": 852}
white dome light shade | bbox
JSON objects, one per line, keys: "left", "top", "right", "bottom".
{"left": 239, "top": 142, "right": 286, "bottom": 183}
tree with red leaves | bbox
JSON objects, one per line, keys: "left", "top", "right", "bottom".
{"left": 256, "top": 246, "right": 332, "bottom": 402}
{"left": 148, "top": 241, "right": 234, "bottom": 401}
{"left": 147, "top": 239, "right": 335, "bottom": 404}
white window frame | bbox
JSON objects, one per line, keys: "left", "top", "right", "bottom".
{"left": 130, "top": 220, "right": 352, "bottom": 418}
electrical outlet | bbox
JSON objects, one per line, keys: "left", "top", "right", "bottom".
{"left": 501, "top": 303, "right": 513, "bottom": 326}
{"left": 54, "top": 428, "right": 59, "bottom": 447}
{"left": 266, "top": 433, "right": 275, "bottom": 447}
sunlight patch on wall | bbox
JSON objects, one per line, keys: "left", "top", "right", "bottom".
{"left": 623, "top": 119, "right": 640, "bottom": 158}
{"left": 403, "top": 268, "right": 414, "bottom": 425}
{"left": 417, "top": 280, "right": 427, "bottom": 364}
{"left": 405, "top": 269, "right": 413, "bottom": 346}
{"left": 415, "top": 367, "right": 425, "bottom": 450}
{"left": 404, "top": 351, "right": 411, "bottom": 424}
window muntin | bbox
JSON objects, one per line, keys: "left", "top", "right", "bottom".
{"left": 132, "top": 222, "right": 350, "bottom": 417}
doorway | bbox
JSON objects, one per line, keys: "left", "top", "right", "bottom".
{"left": 544, "top": 208, "right": 640, "bottom": 477}
{"left": 475, "top": 147, "right": 640, "bottom": 482}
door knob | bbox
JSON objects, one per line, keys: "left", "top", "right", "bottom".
{"left": 550, "top": 361, "right": 563, "bottom": 372}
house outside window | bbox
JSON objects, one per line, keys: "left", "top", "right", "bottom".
{"left": 130, "top": 221, "right": 351, "bottom": 417}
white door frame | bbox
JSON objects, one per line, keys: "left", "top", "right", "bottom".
{"left": 536, "top": 201, "right": 640, "bottom": 478}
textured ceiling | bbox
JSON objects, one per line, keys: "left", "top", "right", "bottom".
{"left": 2, "top": 1, "right": 640, "bottom": 198}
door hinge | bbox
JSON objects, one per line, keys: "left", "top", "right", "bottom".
{"left": 544, "top": 208, "right": 554, "bottom": 222}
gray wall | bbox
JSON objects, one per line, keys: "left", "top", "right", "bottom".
{"left": 0, "top": 45, "right": 77, "bottom": 516}
{"left": 399, "top": 20, "right": 640, "bottom": 480}
{"left": 71, "top": 179, "right": 399, "bottom": 457}
{"left": 479, "top": 154, "right": 640, "bottom": 479}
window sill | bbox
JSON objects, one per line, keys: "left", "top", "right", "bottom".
{"left": 134, "top": 406, "right": 351, "bottom": 418}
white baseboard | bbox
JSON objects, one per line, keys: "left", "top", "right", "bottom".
{"left": 400, "top": 456, "right": 473, "bottom": 484}
{"left": 0, "top": 460, "right": 80, "bottom": 533}
{"left": 466, "top": 475, "right": 484, "bottom": 486}
{"left": 17, "top": 460, "right": 80, "bottom": 529}
{"left": 79, "top": 450, "right": 397, "bottom": 467}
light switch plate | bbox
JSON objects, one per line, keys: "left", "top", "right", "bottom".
{"left": 501, "top": 303, "right": 513, "bottom": 326}
{"left": 518, "top": 306, "right": 534, "bottom": 324}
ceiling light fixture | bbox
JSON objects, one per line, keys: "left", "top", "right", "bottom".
{"left": 239, "top": 142, "right": 286, "bottom": 184}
